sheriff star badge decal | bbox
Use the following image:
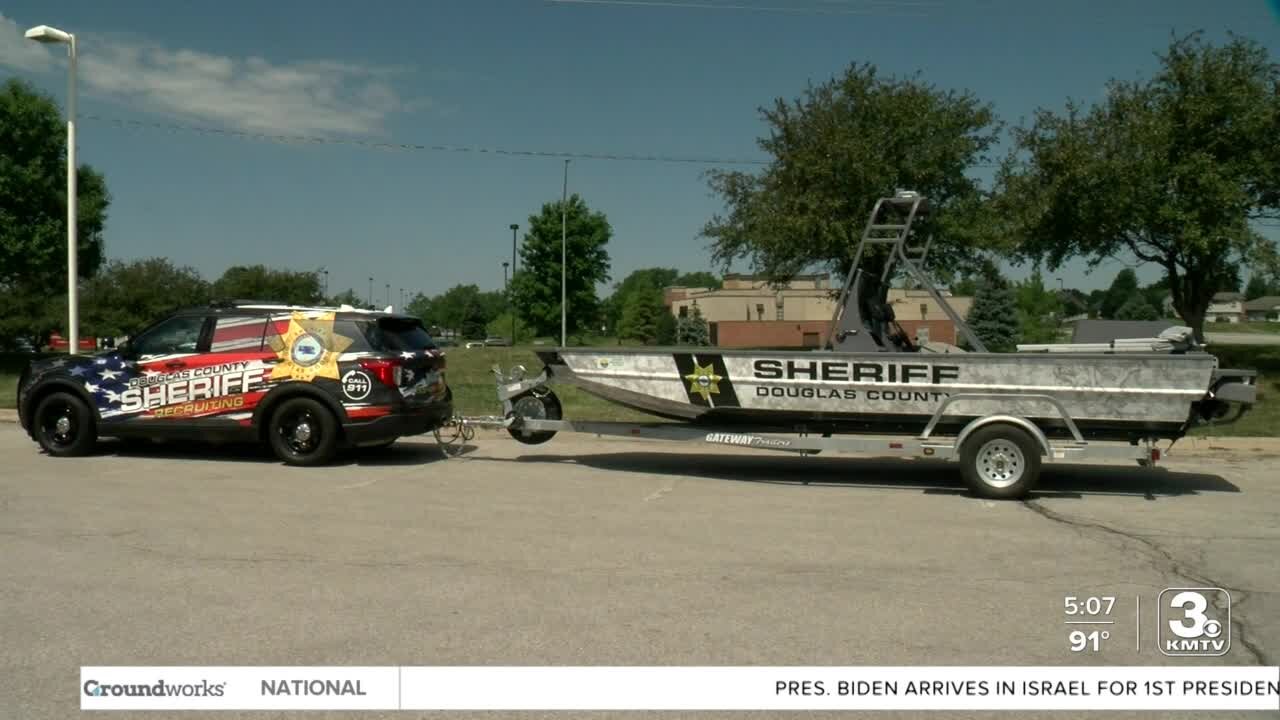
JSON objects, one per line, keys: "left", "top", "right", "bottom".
{"left": 268, "top": 311, "right": 355, "bottom": 382}
{"left": 684, "top": 359, "right": 722, "bottom": 402}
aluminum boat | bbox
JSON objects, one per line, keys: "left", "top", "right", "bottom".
{"left": 527, "top": 192, "right": 1256, "bottom": 443}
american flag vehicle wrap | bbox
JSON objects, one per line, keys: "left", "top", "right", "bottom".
{"left": 25, "top": 310, "right": 449, "bottom": 427}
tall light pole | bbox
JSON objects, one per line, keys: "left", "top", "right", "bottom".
{"left": 26, "top": 25, "right": 78, "bottom": 353}
{"left": 509, "top": 223, "right": 519, "bottom": 344}
{"left": 368, "top": 277, "right": 373, "bottom": 307}
{"left": 561, "top": 159, "right": 570, "bottom": 347}
{"left": 385, "top": 282, "right": 390, "bottom": 307}
{"left": 320, "top": 268, "right": 329, "bottom": 298}
{"left": 502, "top": 261, "right": 510, "bottom": 294}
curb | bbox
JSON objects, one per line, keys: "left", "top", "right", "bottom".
{"left": 0, "top": 408, "right": 17, "bottom": 424}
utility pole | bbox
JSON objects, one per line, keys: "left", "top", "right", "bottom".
{"left": 510, "top": 223, "right": 519, "bottom": 345}
{"left": 561, "top": 159, "right": 570, "bottom": 347}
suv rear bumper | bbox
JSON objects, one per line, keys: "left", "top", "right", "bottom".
{"left": 342, "top": 403, "right": 454, "bottom": 446}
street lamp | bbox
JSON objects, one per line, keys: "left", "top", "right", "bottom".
{"left": 320, "top": 268, "right": 329, "bottom": 298}
{"left": 502, "top": 261, "right": 510, "bottom": 292}
{"left": 368, "top": 277, "right": 373, "bottom": 307}
{"left": 561, "top": 159, "right": 570, "bottom": 347}
{"left": 385, "top": 282, "right": 390, "bottom": 307}
{"left": 26, "top": 24, "right": 78, "bottom": 353}
{"left": 509, "top": 223, "right": 519, "bottom": 345}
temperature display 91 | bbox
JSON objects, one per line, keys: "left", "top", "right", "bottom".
{"left": 1064, "top": 595, "right": 1116, "bottom": 653}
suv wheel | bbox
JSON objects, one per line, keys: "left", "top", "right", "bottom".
{"left": 268, "top": 397, "right": 338, "bottom": 466}
{"left": 34, "top": 391, "right": 97, "bottom": 457}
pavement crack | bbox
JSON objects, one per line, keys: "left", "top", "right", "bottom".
{"left": 1022, "top": 499, "right": 1271, "bottom": 666}
{"left": 121, "top": 542, "right": 422, "bottom": 570}
{"left": 643, "top": 478, "right": 678, "bottom": 503}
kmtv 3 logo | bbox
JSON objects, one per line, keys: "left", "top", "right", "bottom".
{"left": 1158, "top": 587, "right": 1230, "bottom": 656}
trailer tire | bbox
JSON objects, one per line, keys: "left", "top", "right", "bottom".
{"left": 959, "top": 423, "right": 1041, "bottom": 500}
{"left": 507, "top": 389, "right": 562, "bottom": 445}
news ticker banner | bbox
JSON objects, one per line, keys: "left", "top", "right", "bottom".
{"left": 81, "top": 666, "right": 1279, "bottom": 711}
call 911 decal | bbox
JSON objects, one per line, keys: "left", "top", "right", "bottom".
{"left": 341, "top": 370, "right": 373, "bottom": 400}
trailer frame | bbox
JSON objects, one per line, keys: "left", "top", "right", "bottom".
{"left": 440, "top": 365, "right": 1164, "bottom": 499}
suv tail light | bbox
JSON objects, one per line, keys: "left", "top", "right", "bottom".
{"left": 359, "top": 358, "right": 403, "bottom": 387}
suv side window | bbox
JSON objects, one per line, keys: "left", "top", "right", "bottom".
{"left": 210, "top": 315, "right": 269, "bottom": 352}
{"left": 129, "top": 316, "right": 207, "bottom": 358}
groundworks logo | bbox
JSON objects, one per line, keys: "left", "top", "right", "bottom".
{"left": 83, "top": 679, "right": 227, "bottom": 698}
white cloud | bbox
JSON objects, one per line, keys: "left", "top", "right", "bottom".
{"left": 0, "top": 13, "right": 56, "bottom": 72}
{"left": 0, "top": 14, "right": 421, "bottom": 136}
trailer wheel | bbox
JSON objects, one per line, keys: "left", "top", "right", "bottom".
{"left": 507, "top": 389, "right": 562, "bottom": 445}
{"left": 959, "top": 424, "right": 1042, "bottom": 500}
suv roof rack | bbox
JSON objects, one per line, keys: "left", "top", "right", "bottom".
{"left": 210, "top": 299, "right": 287, "bottom": 308}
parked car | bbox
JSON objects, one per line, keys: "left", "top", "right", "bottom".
{"left": 464, "top": 341, "right": 485, "bottom": 349}
{"left": 483, "top": 336, "right": 509, "bottom": 347}
{"left": 16, "top": 301, "right": 452, "bottom": 465}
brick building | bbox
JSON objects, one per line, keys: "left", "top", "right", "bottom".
{"left": 665, "top": 274, "right": 970, "bottom": 349}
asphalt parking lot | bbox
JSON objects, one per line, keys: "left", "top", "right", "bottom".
{"left": 1, "top": 423, "right": 1278, "bottom": 720}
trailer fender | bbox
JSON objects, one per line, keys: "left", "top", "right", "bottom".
{"left": 955, "top": 415, "right": 1051, "bottom": 457}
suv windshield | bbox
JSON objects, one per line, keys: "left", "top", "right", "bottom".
{"left": 356, "top": 317, "right": 437, "bottom": 352}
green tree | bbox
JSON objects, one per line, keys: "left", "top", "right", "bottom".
{"left": 476, "top": 289, "right": 507, "bottom": 328}
{"left": 1100, "top": 269, "right": 1141, "bottom": 320}
{"left": 1245, "top": 274, "right": 1270, "bottom": 301}
{"left": 674, "top": 271, "right": 721, "bottom": 289}
{"left": 967, "top": 276, "right": 1019, "bottom": 352}
{"left": 82, "top": 258, "right": 211, "bottom": 338}
{"left": 329, "top": 288, "right": 370, "bottom": 309}
{"left": 656, "top": 311, "right": 677, "bottom": 346}
{"left": 1140, "top": 279, "right": 1170, "bottom": 317}
{"left": 997, "top": 33, "right": 1280, "bottom": 341}
{"left": 404, "top": 291, "right": 432, "bottom": 319}
{"left": 212, "top": 265, "right": 323, "bottom": 305}
{"left": 604, "top": 268, "right": 679, "bottom": 333}
{"left": 676, "top": 305, "right": 711, "bottom": 346}
{"left": 425, "top": 284, "right": 497, "bottom": 339}
{"left": 0, "top": 281, "right": 63, "bottom": 349}
{"left": 1014, "top": 270, "right": 1063, "bottom": 344}
{"left": 510, "top": 195, "right": 612, "bottom": 339}
{"left": 1057, "top": 288, "right": 1089, "bottom": 318}
{"left": 0, "top": 79, "right": 110, "bottom": 288}
{"left": 1114, "top": 296, "right": 1160, "bottom": 320}
{"left": 486, "top": 312, "right": 531, "bottom": 344}
{"left": 617, "top": 286, "right": 666, "bottom": 344}
{"left": 701, "top": 63, "right": 1001, "bottom": 293}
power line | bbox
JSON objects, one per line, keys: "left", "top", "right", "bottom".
{"left": 546, "top": 0, "right": 935, "bottom": 16}
{"left": 83, "top": 113, "right": 1004, "bottom": 169}
{"left": 82, "top": 113, "right": 771, "bottom": 166}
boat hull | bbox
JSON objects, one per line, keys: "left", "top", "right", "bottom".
{"left": 536, "top": 348, "right": 1219, "bottom": 441}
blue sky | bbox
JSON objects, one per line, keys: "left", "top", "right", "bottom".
{"left": 2, "top": 0, "right": 1278, "bottom": 303}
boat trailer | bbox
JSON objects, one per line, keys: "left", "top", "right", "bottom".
{"left": 429, "top": 191, "right": 1254, "bottom": 499}
{"left": 434, "top": 365, "right": 1169, "bottom": 500}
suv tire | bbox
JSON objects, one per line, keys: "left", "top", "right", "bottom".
{"left": 267, "top": 397, "right": 339, "bottom": 466}
{"left": 33, "top": 391, "right": 97, "bottom": 457}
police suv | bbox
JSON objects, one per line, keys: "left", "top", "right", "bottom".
{"left": 17, "top": 301, "right": 452, "bottom": 465}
